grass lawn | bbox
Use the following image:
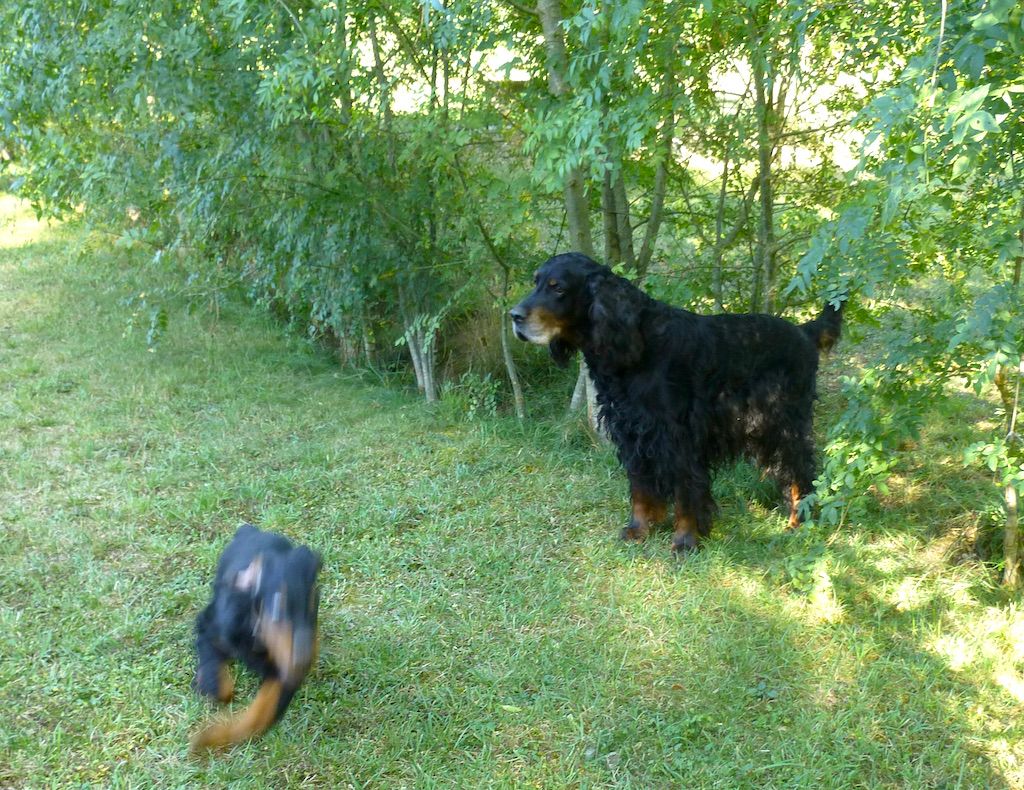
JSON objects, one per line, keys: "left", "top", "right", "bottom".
{"left": 2, "top": 195, "right": 1023, "bottom": 788}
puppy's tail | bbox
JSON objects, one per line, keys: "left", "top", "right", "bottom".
{"left": 189, "top": 679, "right": 296, "bottom": 755}
{"left": 801, "top": 296, "right": 846, "bottom": 353}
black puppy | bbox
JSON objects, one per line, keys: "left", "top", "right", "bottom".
{"left": 190, "top": 523, "right": 322, "bottom": 753}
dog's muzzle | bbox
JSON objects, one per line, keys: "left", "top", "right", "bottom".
{"left": 509, "top": 304, "right": 530, "bottom": 342}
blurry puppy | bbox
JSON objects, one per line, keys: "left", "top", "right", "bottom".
{"left": 190, "top": 523, "right": 322, "bottom": 754}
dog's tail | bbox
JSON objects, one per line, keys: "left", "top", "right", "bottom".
{"left": 189, "top": 679, "right": 296, "bottom": 755}
{"left": 800, "top": 296, "right": 846, "bottom": 353}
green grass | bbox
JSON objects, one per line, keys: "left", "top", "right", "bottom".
{"left": 1, "top": 194, "right": 1023, "bottom": 788}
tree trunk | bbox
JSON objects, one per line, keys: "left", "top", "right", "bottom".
{"left": 500, "top": 305, "right": 526, "bottom": 419}
{"left": 751, "top": 39, "right": 776, "bottom": 313}
{"left": 367, "top": 14, "right": 395, "bottom": 172}
{"left": 636, "top": 102, "right": 674, "bottom": 279}
{"left": 611, "top": 172, "right": 636, "bottom": 270}
{"left": 537, "top": 0, "right": 593, "bottom": 258}
{"left": 998, "top": 225, "right": 1023, "bottom": 587}
{"left": 713, "top": 150, "right": 731, "bottom": 312}
{"left": 602, "top": 164, "right": 636, "bottom": 270}
{"left": 602, "top": 171, "right": 621, "bottom": 264}
{"left": 1005, "top": 483, "right": 1020, "bottom": 588}
{"left": 406, "top": 323, "right": 438, "bottom": 404}
{"left": 569, "top": 364, "right": 587, "bottom": 412}
{"left": 536, "top": 0, "right": 604, "bottom": 435}
{"left": 361, "top": 319, "right": 373, "bottom": 368}
{"left": 406, "top": 324, "right": 426, "bottom": 393}
{"left": 422, "top": 329, "right": 437, "bottom": 403}
{"left": 564, "top": 166, "right": 594, "bottom": 255}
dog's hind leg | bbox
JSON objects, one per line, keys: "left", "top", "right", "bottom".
{"left": 780, "top": 435, "right": 816, "bottom": 530}
{"left": 189, "top": 679, "right": 297, "bottom": 754}
{"left": 671, "top": 475, "right": 716, "bottom": 555}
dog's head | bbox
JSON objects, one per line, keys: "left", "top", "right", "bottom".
{"left": 234, "top": 544, "right": 322, "bottom": 687}
{"left": 510, "top": 252, "right": 645, "bottom": 369}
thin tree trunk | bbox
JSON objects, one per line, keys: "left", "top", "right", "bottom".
{"left": 367, "top": 15, "right": 395, "bottom": 172}
{"left": 407, "top": 325, "right": 425, "bottom": 393}
{"left": 361, "top": 320, "right": 373, "bottom": 368}
{"left": 536, "top": 0, "right": 602, "bottom": 435}
{"left": 569, "top": 365, "right": 587, "bottom": 412}
{"left": 601, "top": 163, "right": 636, "bottom": 270}
{"left": 612, "top": 173, "right": 636, "bottom": 270}
{"left": 996, "top": 357, "right": 1021, "bottom": 588}
{"left": 564, "top": 167, "right": 593, "bottom": 255}
{"left": 500, "top": 305, "right": 526, "bottom": 419}
{"left": 1005, "top": 484, "right": 1020, "bottom": 588}
{"left": 336, "top": 1, "right": 353, "bottom": 126}
{"left": 602, "top": 171, "right": 621, "bottom": 264}
{"left": 745, "top": 8, "right": 774, "bottom": 315}
{"left": 537, "top": 0, "right": 593, "bottom": 257}
{"left": 751, "top": 40, "right": 776, "bottom": 313}
{"left": 636, "top": 104, "right": 674, "bottom": 279}
{"left": 713, "top": 149, "right": 731, "bottom": 312}
{"left": 406, "top": 324, "right": 438, "bottom": 404}
{"left": 422, "top": 329, "right": 437, "bottom": 403}
{"left": 998, "top": 215, "right": 1023, "bottom": 587}
{"left": 584, "top": 357, "right": 601, "bottom": 435}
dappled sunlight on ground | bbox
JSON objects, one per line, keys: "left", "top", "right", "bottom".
{"left": 0, "top": 194, "right": 52, "bottom": 249}
{"left": 931, "top": 634, "right": 976, "bottom": 671}
{"left": 996, "top": 671, "right": 1024, "bottom": 704}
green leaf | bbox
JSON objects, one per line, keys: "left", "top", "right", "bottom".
{"left": 951, "top": 154, "right": 972, "bottom": 178}
{"left": 948, "top": 84, "right": 989, "bottom": 118}
{"left": 968, "top": 110, "right": 1001, "bottom": 133}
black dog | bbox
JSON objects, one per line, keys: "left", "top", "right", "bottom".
{"left": 510, "top": 252, "right": 844, "bottom": 554}
{"left": 191, "top": 523, "right": 322, "bottom": 753}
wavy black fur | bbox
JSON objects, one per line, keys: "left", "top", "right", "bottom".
{"left": 193, "top": 524, "right": 322, "bottom": 726}
{"left": 511, "top": 252, "right": 844, "bottom": 553}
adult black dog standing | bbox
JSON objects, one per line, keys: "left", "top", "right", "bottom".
{"left": 510, "top": 252, "right": 844, "bottom": 554}
{"left": 190, "top": 523, "right": 322, "bottom": 753}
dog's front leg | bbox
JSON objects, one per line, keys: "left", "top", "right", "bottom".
{"left": 620, "top": 483, "right": 667, "bottom": 542}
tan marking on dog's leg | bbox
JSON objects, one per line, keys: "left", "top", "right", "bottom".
{"left": 622, "top": 487, "right": 667, "bottom": 542}
{"left": 788, "top": 483, "right": 803, "bottom": 530}
{"left": 189, "top": 680, "right": 283, "bottom": 755}
{"left": 216, "top": 665, "right": 235, "bottom": 703}
{"left": 671, "top": 510, "right": 700, "bottom": 554}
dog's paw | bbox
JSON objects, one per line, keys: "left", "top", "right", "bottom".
{"left": 193, "top": 664, "right": 234, "bottom": 703}
{"left": 671, "top": 532, "right": 699, "bottom": 556}
{"left": 620, "top": 522, "right": 649, "bottom": 542}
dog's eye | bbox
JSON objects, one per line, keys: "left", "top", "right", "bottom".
{"left": 548, "top": 279, "right": 564, "bottom": 295}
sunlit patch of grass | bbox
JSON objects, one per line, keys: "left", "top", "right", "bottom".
{"left": 0, "top": 194, "right": 52, "bottom": 249}
{"left": 2, "top": 199, "right": 1023, "bottom": 787}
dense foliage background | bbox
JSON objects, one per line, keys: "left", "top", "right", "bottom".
{"left": 1, "top": 0, "right": 1021, "bottom": 582}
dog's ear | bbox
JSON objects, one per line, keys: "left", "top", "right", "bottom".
{"left": 587, "top": 272, "right": 645, "bottom": 369}
{"left": 290, "top": 545, "right": 323, "bottom": 579}
{"left": 234, "top": 555, "right": 263, "bottom": 593}
{"left": 548, "top": 337, "right": 578, "bottom": 368}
